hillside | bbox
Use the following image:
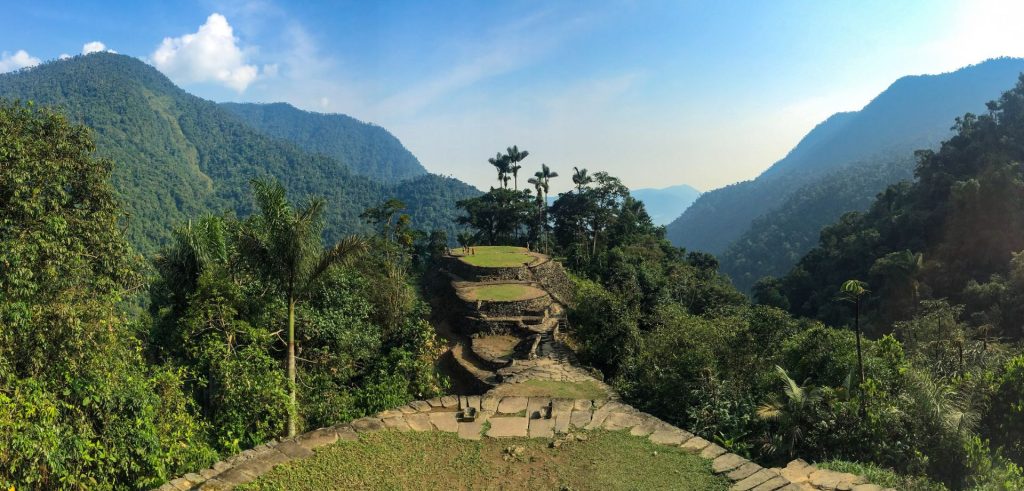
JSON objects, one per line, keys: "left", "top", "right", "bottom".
{"left": 667, "top": 58, "right": 1024, "bottom": 272}
{"left": 220, "top": 102, "right": 427, "bottom": 182}
{"left": 0, "top": 53, "right": 478, "bottom": 251}
{"left": 631, "top": 184, "right": 701, "bottom": 226}
{"left": 767, "top": 73, "right": 1024, "bottom": 344}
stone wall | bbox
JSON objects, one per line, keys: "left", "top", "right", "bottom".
{"left": 529, "top": 259, "right": 574, "bottom": 307}
{"left": 470, "top": 295, "right": 551, "bottom": 318}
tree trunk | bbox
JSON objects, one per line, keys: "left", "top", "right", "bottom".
{"left": 287, "top": 297, "right": 298, "bottom": 437}
{"left": 855, "top": 300, "right": 866, "bottom": 416}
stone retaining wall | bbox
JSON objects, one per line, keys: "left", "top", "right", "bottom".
{"left": 469, "top": 294, "right": 551, "bottom": 317}
{"left": 157, "top": 394, "right": 893, "bottom": 491}
{"left": 529, "top": 259, "right": 575, "bottom": 307}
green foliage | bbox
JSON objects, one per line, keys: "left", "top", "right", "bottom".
{"left": 0, "top": 54, "right": 479, "bottom": 252}
{"left": 220, "top": 102, "right": 426, "bottom": 182}
{"left": 983, "top": 355, "right": 1024, "bottom": 467}
{"left": 0, "top": 101, "right": 215, "bottom": 489}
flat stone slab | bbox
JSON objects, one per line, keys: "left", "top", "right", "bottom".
{"left": 712, "top": 453, "right": 747, "bottom": 473}
{"left": 408, "top": 400, "right": 432, "bottom": 412}
{"left": 552, "top": 400, "right": 574, "bottom": 433}
{"left": 334, "top": 425, "right": 358, "bottom": 442}
{"left": 727, "top": 462, "right": 764, "bottom": 481}
{"left": 679, "top": 436, "right": 711, "bottom": 453}
{"left": 527, "top": 397, "right": 551, "bottom": 419}
{"left": 297, "top": 427, "right": 339, "bottom": 450}
{"left": 382, "top": 415, "right": 411, "bottom": 431}
{"left": 351, "top": 417, "right": 385, "bottom": 433}
{"left": 428, "top": 412, "right": 459, "bottom": 432}
{"left": 458, "top": 419, "right": 486, "bottom": 440}
{"left": 406, "top": 413, "right": 433, "bottom": 432}
{"left": 602, "top": 411, "right": 644, "bottom": 431}
{"left": 573, "top": 399, "right": 593, "bottom": 410}
{"left": 700, "top": 443, "right": 727, "bottom": 459}
{"left": 732, "top": 469, "right": 780, "bottom": 491}
{"left": 751, "top": 476, "right": 790, "bottom": 491}
{"left": 497, "top": 396, "right": 528, "bottom": 414}
{"left": 649, "top": 428, "right": 691, "bottom": 446}
{"left": 569, "top": 408, "right": 592, "bottom": 428}
{"left": 440, "top": 395, "right": 459, "bottom": 408}
{"left": 481, "top": 394, "right": 500, "bottom": 412}
{"left": 487, "top": 416, "right": 529, "bottom": 437}
{"left": 276, "top": 439, "right": 314, "bottom": 459}
{"left": 529, "top": 414, "right": 556, "bottom": 438}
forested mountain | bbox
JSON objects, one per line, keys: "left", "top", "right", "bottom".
{"left": 763, "top": 74, "right": 1024, "bottom": 343}
{"left": 220, "top": 102, "right": 427, "bottom": 182}
{"left": 631, "top": 184, "right": 701, "bottom": 225}
{"left": 667, "top": 58, "right": 1024, "bottom": 282}
{"left": 0, "top": 53, "right": 478, "bottom": 251}
{"left": 720, "top": 158, "right": 914, "bottom": 291}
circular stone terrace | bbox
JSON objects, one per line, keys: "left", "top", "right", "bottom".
{"left": 457, "top": 282, "right": 548, "bottom": 302}
{"left": 451, "top": 245, "right": 543, "bottom": 268}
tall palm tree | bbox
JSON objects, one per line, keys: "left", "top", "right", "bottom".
{"left": 507, "top": 145, "right": 529, "bottom": 189}
{"left": 532, "top": 164, "right": 559, "bottom": 253}
{"left": 572, "top": 166, "right": 593, "bottom": 193}
{"left": 839, "top": 279, "right": 870, "bottom": 415}
{"left": 488, "top": 152, "right": 510, "bottom": 189}
{"left": 237, "top": 178, "right": 367, "bottom": 436}
{"left": 757, "top": 366, "right": 822, "bottom": 458}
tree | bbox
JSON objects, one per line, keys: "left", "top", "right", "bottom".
{"left": 456, "top": 188, "right": 533, "bottom": 245}
{"left": 488, "top": 152, "right": 510, "bottom": 189}
{"left": 838, "top": 279, "right": 869, "bottom": 414}
{"left": 532, "top": 164, "right": 559, "bottom": 251}
{"left": 572, "top": 166, "right": 593, "bottom": 193}
{"left": 757, "top": 366, "right": 823, "bottom": 459}
{"left": 236, "top": 178, "right": 367, "bottom": 436}
{"left": 507, "top": 145, "right": 529, "bottom": 190}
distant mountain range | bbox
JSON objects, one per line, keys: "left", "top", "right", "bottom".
{"left": 631, "top": 184, "right": 701, "bottom": 226}
{"left": 0, "top": 53, "right": 480, "bottom": 251}
{"left": 666, "top": 57, "right": 1024, "bottom": 291}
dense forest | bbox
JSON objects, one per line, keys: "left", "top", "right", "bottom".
{"left": 670, "top": 57, "right": 1024, "bottom": 291}
{"left": 220, "top": 102, "right": 427, "bottom": 182}
{"left": 0, "top": 53, "right": 479, "bottom": 252}
{"left": 454, "top": 144, "right": 1024, "bottom": 489}
{"left": 0, "top": 100, "right": 448, "bottom": 488}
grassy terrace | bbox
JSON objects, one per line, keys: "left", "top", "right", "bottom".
{"left": 239, "top": 430, "right": 728, "bottom": 490}
{"left": 463, "top": 283, "right": 547, "bottom": 302}
{"left": 456, "top": 245, "right": 536, "bottom": 268}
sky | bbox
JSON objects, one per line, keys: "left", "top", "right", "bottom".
{"left": 3, "top": 0, "right": 1024, "bottom": 194}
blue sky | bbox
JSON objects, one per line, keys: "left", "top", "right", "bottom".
{"left": 2, "top": 1, "right": 1023, "bottom": 193}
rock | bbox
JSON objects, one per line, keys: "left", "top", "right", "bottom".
{"left": 729, "top": 468, "right": 779, "bottom": 491}
{"left": 650, "top": 428, "right": 692, "bottom": 446}
{"left": 296, "top": 427, "right": 339, "bottom": 450}
{"left": 529, "top": 414, "right": 556, "bottom": 438}
{"left": 679, "top": 436, "right": 710, "bottom": 453}
{"left": 408, "top": 400, "right": 432, "bottom": 413}
{"left": 481, "top": 394, "right": 500, "bottom": 412}
{"left": 497, "top": 396, "right": 528, "bottom": 414}
{"left": 405, "top": 413, "right": 433, "bottom": 432}
{"left": 276, "top": 439, "right": 314, "bottom": 459}
{"left": 751, "top": 476, "right": 790, "bottom": 491}
{"left": 428, "top": 411, "right": 459, "bottom": 432}
{"left": 397, "top": 404, "right": 418, "bottom": 414}
{"left": 727, "top": 462, "right": 764, "bottom": 481}
{"left": 487, "top": 416, "right": 530, "bottom": 437}
{"left": 700, "top": 443, "right": 728, "bottom": 459}
{"left": 382, "top": 415, "right": 412, "bottom": 431}
{"left": 569, "top": 408, "right": 593, "bottom": 428}
{"left": 458, "top": 418, "right": 486, "bottom": 440}
{"left": 712, "top": 453, "right": 748, "bottom": 474}
{"left": 334, "top": 425, "right": 358, "bottom": 441}
{"left": 573, "top": 399, "right": 593, "bottom": 410}
{"left": 351, "top": 417, "right": 385, "bottom": 433}
{"left": 602, "top": 411, "right": 644, "bottom": 431}
{"left": 440, "top": 395, "right": 459, "bottom": 408}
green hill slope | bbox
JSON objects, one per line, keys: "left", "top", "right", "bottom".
{"left": 220, "top": 101, "right": 427, "bottom": 182}
{"left": 667, "top": 58, "right": 1024, "bottom": 274}
{"left": 0, "top": 53, "right": 478, "bottom": 250}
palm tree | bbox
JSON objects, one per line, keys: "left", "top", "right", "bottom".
{"left": 488, "top": 152, "right": 510, "bottom": 189}
{"left": 572, "top": 166, "right": 592, "bottom": 193}
{"left": 839, "top": 279, "right": 869, "bottom": 415}
{"left": 532, "top": 164, "right": 558, "bottom": 253}
{"left": 756, "top": 366, "right": 822, "bottom": 458}
{"left": 506, "top": 145, "right": 529, "bottom": 189}
{"left": 237, "top": 178, "right": 367, "bottom": 436}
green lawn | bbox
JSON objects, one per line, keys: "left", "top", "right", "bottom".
{"left": 465, "top": 283, "right": 546, "bottom": 302}
{"left": 239, "top": 430, "right": 728, "bottom": 490}
{"left": 457, "top": 246, "right": 535, "bottom": 268}
{"left": 490, "top": 379, "right": 610, "bottom": 399}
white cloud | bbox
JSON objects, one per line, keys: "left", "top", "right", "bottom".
{"left": 82, "top": 41, "right": 111, "bottom": 55}
{"left": 151, "top": 13, "right": 261, "bottom": 92}
{"left": 58, "top": 53, "right": 71, "bottom": 60}
{"left": 0, "top": 50, "right": 41, "bottom": 73}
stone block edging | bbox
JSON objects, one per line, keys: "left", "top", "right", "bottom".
{"left": 156, "top": 395, "right": 894, "bottom": 491}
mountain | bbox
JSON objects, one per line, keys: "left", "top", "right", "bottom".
{"left": 766, "top": 73, "right": 1024, "bottom": 345}
{"left": 0, "top": 53, "right": 479, "bottom": 251}
{"left": 220, "top": 102, "right": 427, "bottom": 182}
{"left": 667, "top": 57, "right": 1024, "bottom": 286}
{"left": 631, "top": 184, "right": 701, "bottom": 226}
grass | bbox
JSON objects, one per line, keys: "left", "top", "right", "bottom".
{"left": 464, "top": 283, "right": 546, "bottom": 302}
{"left": 239, "top": 430, "right": 728, "bottom": 491}
{"left": 817, "top": 460, "right": 949, "bottom": 491}
{"left": 457, "top": 246, "right": 535, "bottom": 268}
{"left": 490, "top": 379, "right": 609, "bottom": 400}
